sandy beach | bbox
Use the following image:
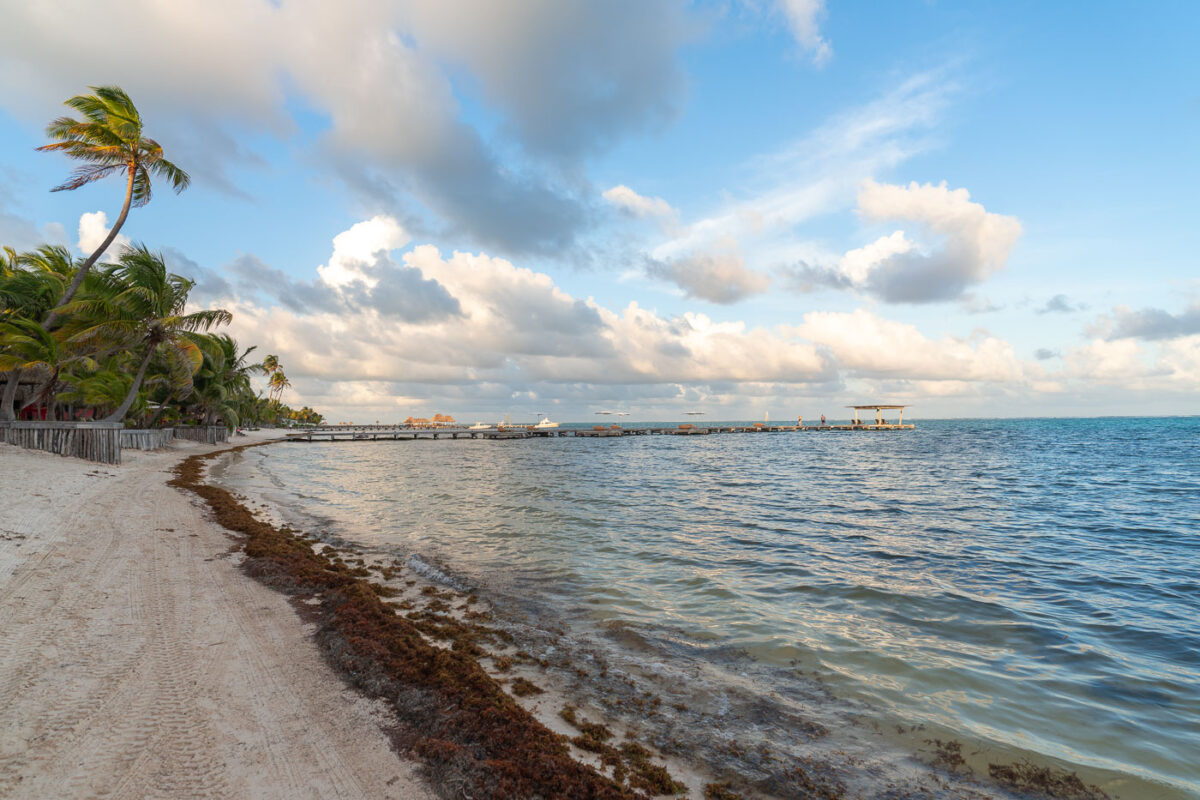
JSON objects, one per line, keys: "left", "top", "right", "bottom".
{"left": 0, "top": 434, "right": 433, "bottom": 800}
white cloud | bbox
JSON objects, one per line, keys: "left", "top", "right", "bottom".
{"left": 645, "top": 243, "right": 770, "bottom": 304}
{"left": 603, "top": 185, "right": 675, "bottom": 219}
{"left": 777, "top": 0, "right": 832, "bottom": 66}
{"left": 791, "top": 309, "right": 1024, "bottom": 383}
{"left": 316, "top": 216, "right": 410, "bottom": 288}
{"left": 794, "top": 180, "right": 1022, "bottom": 303}
{"left": 77, "top": 211, "right": 131, "bottom": 263}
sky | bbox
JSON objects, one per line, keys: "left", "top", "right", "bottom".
{"left": 1, "top": 0, "right": 1197, "bottom": 422}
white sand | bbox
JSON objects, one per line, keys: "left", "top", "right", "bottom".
{"left": 0, "top": 433, "right": 433, "bottom": 800}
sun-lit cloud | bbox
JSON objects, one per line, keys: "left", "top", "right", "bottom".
{"left": 603, "top": 185, "right": 676, "bottom": 219}
{"left": 790, "top": 308, "right": 1024, "bottom": 383}
{"left": 174, "top": 215, "right": 1090, "bottom": 419}
{"left": 787, "top": 180, "right": 1021, "bottom": 303}
{"left": 645, "top": 243, "right": 770, "bottom": 304}
{"left": 76, "top": 211, "right": 131, "bottom": 263}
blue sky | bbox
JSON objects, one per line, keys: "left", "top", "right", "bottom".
{"left": 1, "top": 1, "right": 1197, "bottom": 421}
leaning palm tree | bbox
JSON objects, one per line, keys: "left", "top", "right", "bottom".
{"left": 37, "top": 86, "right": 190, "bottom": 328}
{"left": 262, "top": 353, "right": 279, "bottom": 376}
{"left": 62, "top": 245, "right": 229, "bottom": 423}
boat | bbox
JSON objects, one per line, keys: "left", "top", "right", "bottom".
{"left": 532, "top": 414, "right": 559, "bottom": 430}
{"left": 468, "top": 421, "right": 490, "bottom": 430}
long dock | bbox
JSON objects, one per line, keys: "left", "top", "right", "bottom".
{"left": 284, "top": 422, "right": 914, "bottom": 442}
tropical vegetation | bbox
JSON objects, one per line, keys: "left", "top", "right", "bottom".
{"left": 0, "top": 86, "right": 322, "bottom": 429}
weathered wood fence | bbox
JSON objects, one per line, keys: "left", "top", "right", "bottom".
{"left": 172, "top": 426, "right": 229, "bottom": 444}
{"left": 0, "top": 421, "right": 124, "bottom": 464}
{"left": 121, "top": 428, "right": 176, "bottom": 451}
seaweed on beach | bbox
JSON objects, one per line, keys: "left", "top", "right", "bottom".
{"left": 170, "top": 441, "right": 644, "bottom": 800}
{"left": 987, "top": 760, "right": 1110, "bottom": 800}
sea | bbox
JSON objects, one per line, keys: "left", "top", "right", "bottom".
{"left": 211, "top": 418, "right": 1199, "bottom": 799}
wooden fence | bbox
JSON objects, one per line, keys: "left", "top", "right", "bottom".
{"left": 0, "top": 421, "right": 123, "bottom": 464}
{"left": 172, "top": 426, "right": 229, "bottom": 445}
{"left": 120, "top": 428, "right": 176, "bottom": 451}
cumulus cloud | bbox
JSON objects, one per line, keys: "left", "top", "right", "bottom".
{"left": 1034, "top": 348, "right": 1060, "bottom": 361}
{"left": 316, "top": 216, "right": 411, "bottom": 288}
{"left": 645, "top": 245, "right": 770, "bottom": 304}
{"left": 77, "top": 211, "right": 131, "bottom": 263}
{"left": 790, "top": 309, "right": 1024, "bottom": 383}
{"left": 197, "top": 216, "right": 835, "bottom": 407}
{"left": 777, "top": 0, "right": 832, "bottom": 65}
{"left": 1088, "top": 303, "right": 1200, "bottom": 341}
{"left": 1036, "top": 294, "right": 1087, "bottom": 314}
{"left": 788, "top": 180, "right": 1021, "bottom": 303}
{"left": 603, "top": 185, "right": 676, "bottom": 219}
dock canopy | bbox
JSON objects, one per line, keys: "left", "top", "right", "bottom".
{"left": 845, "top": 404, "right": 908, "bottom": 425}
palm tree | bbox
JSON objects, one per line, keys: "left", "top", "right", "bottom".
{"left": 187, "top": 334, "right": 260, "bottom": 428}
{"left": 262, "top": 353, "right": 279, "bottom": 376}
{"left": 37, "top": 86, "right": 190, "bottom": 329}
{"left": 267, "top": 369, "right": 291, "bottom": 403}
{"left": 63, "top": 245, "right": 229, "bottom": 423}
{"left": 0, "top": 246, "right": 75, "bottom": 419}
{"left": 0, "top": 316, "right": 95, "bottom": 420}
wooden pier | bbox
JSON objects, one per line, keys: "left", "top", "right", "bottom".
{"left": 284, "top": 420, "right": 914, "bottom": 443}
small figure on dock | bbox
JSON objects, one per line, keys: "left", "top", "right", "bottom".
{"left": 797, "top": 415, "right": 803, "bottom": 427}
{"left": 820, "top": 414, "right": 826, "bottom": 426}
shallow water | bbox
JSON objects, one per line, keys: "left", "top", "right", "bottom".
{"left": 216, "top": 418, "right": 1200, "bottom": 798}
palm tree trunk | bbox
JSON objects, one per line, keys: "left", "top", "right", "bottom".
{"left": 103, "top": 344, "right": 155, "bottom": 423}
{"left": 0, "top": 370, "right": 20, "bottom": 421}
{"left": 43, "top": 165, "right": 136, "bottom": 331}
{"left": 147, "top": 391, "right": 176, "bottom": 428}
{"left": 19, "top": 370, "right": 59, "bottom": 419}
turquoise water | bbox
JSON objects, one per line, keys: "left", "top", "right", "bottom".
{"left": 217, "top": 418, "right": 1200, "bottom": 797}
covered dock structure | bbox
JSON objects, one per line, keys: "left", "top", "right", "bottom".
{"left": 846, "top": 405, "right": 913, "bottom": 429}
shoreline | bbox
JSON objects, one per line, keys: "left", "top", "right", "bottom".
{"left": 0, "top": 434, "right": 1173, "bottom": 799}
{"left": 209, "top": 441, "right": 1141, "bottom": 800}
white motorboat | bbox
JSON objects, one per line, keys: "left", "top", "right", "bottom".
{"left": 533, "top": 414, "right": 559, "bottom": 429}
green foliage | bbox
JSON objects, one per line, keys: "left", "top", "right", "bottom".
{"left": 1, "top": 85, "right": 324, "bottom": 428}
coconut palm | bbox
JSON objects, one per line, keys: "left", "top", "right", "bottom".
{"left": 267, "top": 369, "right": 291, "bottom": 403}
{"left": 63, "top": 245, "right": 229, "bottom": 423}
{"left": 187, "top": 334, "right": 260, "bottom": 428}
{"left": 0, "top": 246, "right": 76, "bottom": 419}
{"left": 37, "top": 86, "right": 190, "bottom": 328}
{"left": 262, "top": 353, "right": 279, "bottom": 376}
{"left": 0, "top": 316, "right": 95, "bottom": 420}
